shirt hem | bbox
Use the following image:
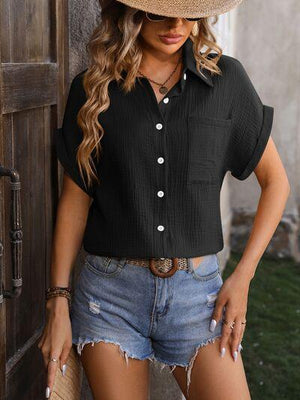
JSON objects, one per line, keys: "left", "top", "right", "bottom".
{"left": 83, "top": 243, "right": 225, "bottom": 259}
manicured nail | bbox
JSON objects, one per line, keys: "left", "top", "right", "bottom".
{"left": 209, "top": 319, "right": 217, "bottom": 332}
{"left": 233, "top": 350, "right": 238, "bottom": 362}
{"left": 62, "top": 364, "right": 67, "bottom": 376}
{"left": 45, "top": 386, "right": 50, "bottom": 398}
{"left": 220, "top": 347, "right": 226, "bottom": 357}
{"left": 238, "top": 343, "right": 243, "bottom": 352}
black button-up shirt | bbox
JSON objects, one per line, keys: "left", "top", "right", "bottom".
{"left": 55, "top": 37, "right": 274, "bottom": 258}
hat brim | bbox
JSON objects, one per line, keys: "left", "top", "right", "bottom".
{"left": 114, "top": 0, "right": 243, "bottom": 18}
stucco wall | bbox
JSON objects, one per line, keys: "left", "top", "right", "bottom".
{"left": 229, "top": 1, "right": 300, "bottom": 260}
{"left": 69, "top": 0, "right": 100, "bottom": 76}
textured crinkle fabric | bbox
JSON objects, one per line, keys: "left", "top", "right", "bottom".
{"left": 54, "top": 37, "right": 274, "bottom": 258}
{"left": 54, "top": 77, "right": 97, "bottom": 198}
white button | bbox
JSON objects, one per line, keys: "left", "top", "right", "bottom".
{"left": 160, "top": 257, "right": 165, "bottom": 260}
{"left": 156, "top": 123, "right": 163, "bottom": 130}
{"left": 157, "top": 190, "right": 164, "bottom": 197}
{"left": 183, "top": 72, "right": 187, "bottom": 80}
{"left": 157, "top": 225, "right": 165, "bottom": 231}
{"left": 163, "top": 97, "right": 169, "bottom": 104}
{"left": 157, "top": 157, "right": 164, "bottom": 164}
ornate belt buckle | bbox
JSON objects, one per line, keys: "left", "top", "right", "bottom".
{"left": 149, "top": 257, "right": 179, "bottom": 278}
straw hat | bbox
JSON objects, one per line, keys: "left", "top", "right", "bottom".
{"left": 100, "top": 0, "right": 244, "bottom": 18}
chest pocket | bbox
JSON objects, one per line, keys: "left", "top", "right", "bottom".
{"left": 187, "top": 115, "right": 232, "bottom": 184}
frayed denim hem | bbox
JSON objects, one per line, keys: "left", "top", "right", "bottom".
{"left": 73, "top": 334, "right": 223, "bottom": 398}
{"left": 73, "top": 336, "right": 155, "bottom": 366}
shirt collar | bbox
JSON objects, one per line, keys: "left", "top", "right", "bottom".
{"left": 182, "top": 37, "right": 214, "bottom": 88}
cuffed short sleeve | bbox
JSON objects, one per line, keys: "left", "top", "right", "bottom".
{"left": 227, "top": 59, "right": 274, "bottom": 180}
{"left": 54, "top": 71, "right": 96, "bottom": 197}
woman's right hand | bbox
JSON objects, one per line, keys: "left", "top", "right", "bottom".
{"left": 37, "top": 296, "right": 73, "bottom": 398}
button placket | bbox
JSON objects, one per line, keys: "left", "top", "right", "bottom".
{"left": 152, "top": 77, "right": 186, "bottom": 248}
{"left": 148, "top": 86, "right": 175, "bottom": 250}
{"left": 156, "top": 120, "right": 165, "bottom": 233}
{"left": 155, "top": 109, "right": 167, "bottom": 238}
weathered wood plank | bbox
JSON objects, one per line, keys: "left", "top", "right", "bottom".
{"left": 2, "top": 63, "right": 57, "bottom": 114}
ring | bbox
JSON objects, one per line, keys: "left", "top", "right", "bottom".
{"left": 48, "top": 357, "right": 58, "bottom": 363}
{"left": 222, "top": 319, "right": 235, "bottom": 329}
{"left": 223, "top": 319, "right": 247, "bottom": 327}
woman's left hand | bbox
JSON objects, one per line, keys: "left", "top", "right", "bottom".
{"left": 210, "top": 268, "right": 251, "bottom": 362}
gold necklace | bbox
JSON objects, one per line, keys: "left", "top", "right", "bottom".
{"left": 138, "top": 54, "right": 183, "bottom": 95}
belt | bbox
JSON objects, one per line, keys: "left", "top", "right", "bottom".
{"left": 125, "top": 257, "right": 189, "bottom": 278}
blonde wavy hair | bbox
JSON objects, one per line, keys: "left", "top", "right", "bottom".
{"left": 76, "top": 0, "right": 223, "bottom": 193}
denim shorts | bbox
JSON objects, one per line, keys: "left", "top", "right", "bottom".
{"left": 70, "top": 252, "right": 225, "bottom": 395}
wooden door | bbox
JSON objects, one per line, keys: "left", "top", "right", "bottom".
{"left": 0, "top": 1, "right": 69, "bottom": 398}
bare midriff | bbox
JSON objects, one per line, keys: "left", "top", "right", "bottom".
{"left": 190, "top": 256, "right": 204, "bottom": 270}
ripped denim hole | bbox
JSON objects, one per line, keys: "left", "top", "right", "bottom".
{"left": 88, "top": 300, "right": 101, "bottom": 314}
{"left": 206, "top": 290, "right": 219, "bottom": 307}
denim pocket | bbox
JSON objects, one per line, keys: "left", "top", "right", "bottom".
{"left": 190, "top": 254, "right": 220, "bottom": 281}
{"left": 85, "top": 254, "right": 124, "bottom": 277}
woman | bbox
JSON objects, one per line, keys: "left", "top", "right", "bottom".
{"left": 38, "top": 0, "right": 290, "bottom": 399}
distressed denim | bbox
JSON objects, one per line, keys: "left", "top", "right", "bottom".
{"left": 70, "top": 253, "right": 225, "bottom": 396}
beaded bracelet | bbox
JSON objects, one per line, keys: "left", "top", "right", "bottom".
{"left": 46, "top": 291, "right": 71, "bottom": 301}
{"left": 45, "top": 286, "right": 72, "bottom": 306}
{"left": 45, "top": 293, "right": 71, "bottom": 307}
{"left": 45, "top": 286, "right": 72, "bottom": 294}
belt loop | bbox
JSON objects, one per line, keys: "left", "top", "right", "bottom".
{"left": 186, "top": 257, "right": 193, "bottom": 272}
{"left": 117, "top": 257, "right": 127, "bottom": 269}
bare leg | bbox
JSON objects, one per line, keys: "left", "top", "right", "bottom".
{"left": 171, "top": 336, "right": 251, "bottom": 400}
{"left": 80, "top": 341, "right": 151, "bottom": 400}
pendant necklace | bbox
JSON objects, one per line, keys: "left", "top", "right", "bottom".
{"left": 138, "top": 54, "right": 183, "bottom": 95}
